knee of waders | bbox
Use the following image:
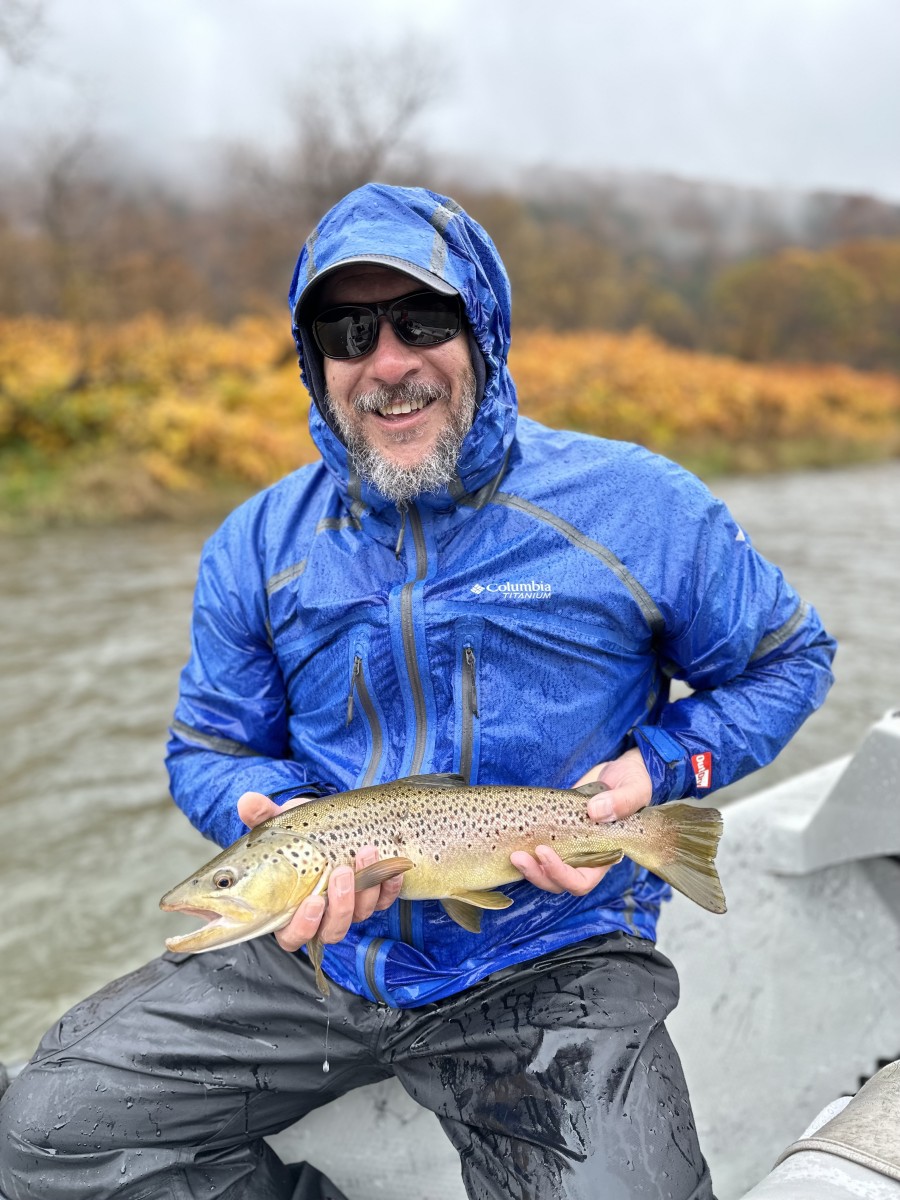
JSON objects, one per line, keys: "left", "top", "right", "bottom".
{"left": 0, "top": 1061, "right": 106, "bottom": 1198}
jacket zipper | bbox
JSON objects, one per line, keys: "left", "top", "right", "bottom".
{"left": 460, "top": 645, "right": 480, "bottom": 784}
{"left": 345, "top": 653, "right": 383, "bottom": 789}
{"left": 400, "top": 506, "right": 429, "bottom": 776}
{"left": 395, "top": 505, "right": 431, "bottom": 954}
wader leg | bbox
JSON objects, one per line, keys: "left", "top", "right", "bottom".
{"left": 387, "top": 934, "right": 714, "bottom": 1200}
{"left": 0, "top": 937, "right": 388, "bottom": 1200}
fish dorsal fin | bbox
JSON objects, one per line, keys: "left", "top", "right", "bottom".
{"left": 572, "top": 781, "right": 610, "bottom": 798}
{"left": 440, "top": 889, "right": 514, "bottom": 934}
{"left": 395, "top": 772, "right": 467, "bottom": 789}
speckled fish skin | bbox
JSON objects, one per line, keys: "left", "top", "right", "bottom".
{"left": 160, "top": 774, "right": 726, "bottom": 958}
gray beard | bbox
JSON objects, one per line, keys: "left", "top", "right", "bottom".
{"left": 325, "top": 372, "right": 477, "bottom": 507}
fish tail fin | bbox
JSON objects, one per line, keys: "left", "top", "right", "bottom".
{"left": 636, "top": 802, "right": 727, "bottom": 914}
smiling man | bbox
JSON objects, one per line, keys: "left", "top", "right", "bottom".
{"left": 314, "top": 267, "right": 478, "bottom": 505}
{"left": 0, "top": 185, "right": 836, "bottom": 1200}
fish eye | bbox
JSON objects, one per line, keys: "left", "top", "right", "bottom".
{"left": 213, "top": 870, "right": 236, "bottom": 889}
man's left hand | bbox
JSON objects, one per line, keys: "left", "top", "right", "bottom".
{"left": 509, "top": 747, "right": 652, "bottom": 895}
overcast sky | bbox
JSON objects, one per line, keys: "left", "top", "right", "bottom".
{"left": 3, "top": 0, "right": 900, "bottom": 200}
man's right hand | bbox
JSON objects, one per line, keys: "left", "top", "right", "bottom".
{"left": 237, "top": 791, "right": 404, "bottom": 952}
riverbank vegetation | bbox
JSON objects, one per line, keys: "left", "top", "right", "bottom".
{"left": 3, "top": 314, "right": 899, "bottom": 526}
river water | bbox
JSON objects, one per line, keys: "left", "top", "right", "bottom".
{"left": 2, "top": 461, "right": 899, "bottom": 1065}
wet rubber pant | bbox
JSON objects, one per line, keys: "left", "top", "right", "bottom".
{"left": 0, "top": 932, "right": 713, "bottom": 1200}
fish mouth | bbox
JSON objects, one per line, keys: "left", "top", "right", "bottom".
{"left": 159, "top": 904, "right": 222, "bottom": 920}
{"left": 160, "top": 897, "right": 297, "bottom": 955}
{"left": 160, "top": 898, "right": 261, "bottom": 953}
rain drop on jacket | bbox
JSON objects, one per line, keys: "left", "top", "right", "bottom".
{"left": 166, "top": 184, "right": 836, "bottom": 1008}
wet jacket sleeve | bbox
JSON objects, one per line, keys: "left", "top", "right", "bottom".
{"left": 631, "top": 486, "right": 836, "bottom": 804}
{"left": 166, "top": 527, "right": 322, "bottom": 848}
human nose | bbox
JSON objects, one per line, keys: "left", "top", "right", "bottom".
{"left": 366, "top": 316, "right": 422, "bottom": 384}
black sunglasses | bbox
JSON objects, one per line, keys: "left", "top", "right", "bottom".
{"left": 310, "top": 290, "right": 463, "bottom": 360}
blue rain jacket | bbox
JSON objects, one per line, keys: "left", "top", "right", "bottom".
{"left": 167, "top": 184, "right": 836, "bottom": 1008}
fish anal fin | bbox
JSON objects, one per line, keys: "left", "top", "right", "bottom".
{"left": 354, "top": 856, "right": 415, "bottom": 891}
{"left": 451, "top": 888, "right": 514, "bottom": 911}
{"left": 562, "top": 849, "right": 624, "bottom": 870}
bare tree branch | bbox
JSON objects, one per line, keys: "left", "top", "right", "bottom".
{"left": 282, "top": 38, "right": 448, "bottom": 219}
{"left": 0, "top": 0, "right": 45, "bottom": 67}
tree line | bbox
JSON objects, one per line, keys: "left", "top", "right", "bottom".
{"left": 2, "top": 35, "right": 899, "bottom": 372}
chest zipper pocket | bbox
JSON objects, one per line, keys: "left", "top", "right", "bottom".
{"left": 458, "top": 642, "right": 482, "bottom": 785}
{"left": 345, "top": 649, "right": 384, "bottom": 788}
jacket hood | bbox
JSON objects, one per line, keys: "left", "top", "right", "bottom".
{"left": 288, "top": 184, "right": 517, "bottom": 516}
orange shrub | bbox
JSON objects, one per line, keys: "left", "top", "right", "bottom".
{"left": 1, "top": 317, "right": 899, "bottom": 517}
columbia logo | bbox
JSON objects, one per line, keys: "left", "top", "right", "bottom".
{"left": 469, "top": 580, "right": 552, "bottom": 601}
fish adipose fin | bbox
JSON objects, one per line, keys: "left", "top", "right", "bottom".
{"left": 638, "top": 802, "right": 727, "bottom": 914}
{"left": 572, "top": 781, "right": 610, "bottom": 798}
{"left": 563, "top": 849, "right": 624, "bottom": 870}
{"left": 353, "top": 856, "right": 415, "bottom": 891}
{"left": 441, "top": 889, "right": 514, "bottom": 933}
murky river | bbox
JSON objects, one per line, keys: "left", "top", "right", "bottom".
{"left": 2, "top": 461, "right": 899, "bottom": 1065}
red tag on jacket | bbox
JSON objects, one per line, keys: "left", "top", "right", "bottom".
{"left": 691, "top": 752, "right": 712, "bottom": 789}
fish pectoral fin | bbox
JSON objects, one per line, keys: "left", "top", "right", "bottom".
{"left": 353, "top": 856, "right": 415, "bottom": 891}
{"left": 441, "top": 889, "right": 514, "bottom": 934}
{"left": 572, "top": 781, "right": 610, "bottom": 799}
{"left": 562, "top": 849, "right": 624, "bottom": 869}
{"left": 305, "top": 935, "right": 329, "bottom": 996}
{"left": 396, "top": 772, "right": 467, "bottom": 789}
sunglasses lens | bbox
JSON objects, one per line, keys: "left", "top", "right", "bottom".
{"left": 311, "top": 292, "right": 462, "bottom": 359}
{"left": 312, "top": 308, "right": 377, "bottom": 359}
{"left": 391, "top": 294, "right": 461, "bottom": 347}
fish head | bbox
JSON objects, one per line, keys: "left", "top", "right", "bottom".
{"left": 159, "top": 828, "right": 331, "bottom": 953}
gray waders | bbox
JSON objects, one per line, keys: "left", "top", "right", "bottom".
{"left": 0, "top": 932, "right": 713, "bottom": 1199}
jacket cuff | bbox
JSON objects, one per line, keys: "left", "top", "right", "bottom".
{"left": 631, "top": 725, "right": 693, "bottom": 805}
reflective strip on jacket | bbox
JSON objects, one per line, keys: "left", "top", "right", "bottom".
{"left": 166, "top": 185, "right": 836, "bottom": 1008}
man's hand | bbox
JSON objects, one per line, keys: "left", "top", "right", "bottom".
{"left": 237, "top": 791, "right": 404, "bottom": 952}
{"left": 509, "top": 747, "right": 653, "bottom": 895}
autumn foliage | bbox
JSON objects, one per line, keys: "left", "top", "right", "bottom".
{"left": 2, "top": 314, "right": 900, "bottom": 521}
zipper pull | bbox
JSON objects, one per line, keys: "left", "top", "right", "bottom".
{"left": 346, "top": 656, "right": 361, "bottom": 726}
{"left": 464, "top": 646, "right": 479, "bottom": 718}
{"left": 394, "top": 504, "right": 407, "bottom": 559}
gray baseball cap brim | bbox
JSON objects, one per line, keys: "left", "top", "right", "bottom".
{"left": 292, "top": 254, "right": 458, "bottom": 323}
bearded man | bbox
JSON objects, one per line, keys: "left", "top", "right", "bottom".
{"left": 0, "top": 185, "right": 835, "bottom": 1200}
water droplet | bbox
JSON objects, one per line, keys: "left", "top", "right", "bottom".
{"left": 322, "top": 1060, "right": 330, "bottom": 1074}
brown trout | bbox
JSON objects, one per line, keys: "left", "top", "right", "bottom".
{"left": 160, "top": 773, "right": 726, "bottom": 990}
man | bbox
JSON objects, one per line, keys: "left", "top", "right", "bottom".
{"left": 0, "top": 185, "right": 835, "bottom": 1200}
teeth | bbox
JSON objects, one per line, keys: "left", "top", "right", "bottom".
{"left": 377, "top": 396, "right": 429, "bottom": 417}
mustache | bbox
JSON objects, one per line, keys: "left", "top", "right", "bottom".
{"left": 352, "top": 380, "right": 450, "bottom": 414}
